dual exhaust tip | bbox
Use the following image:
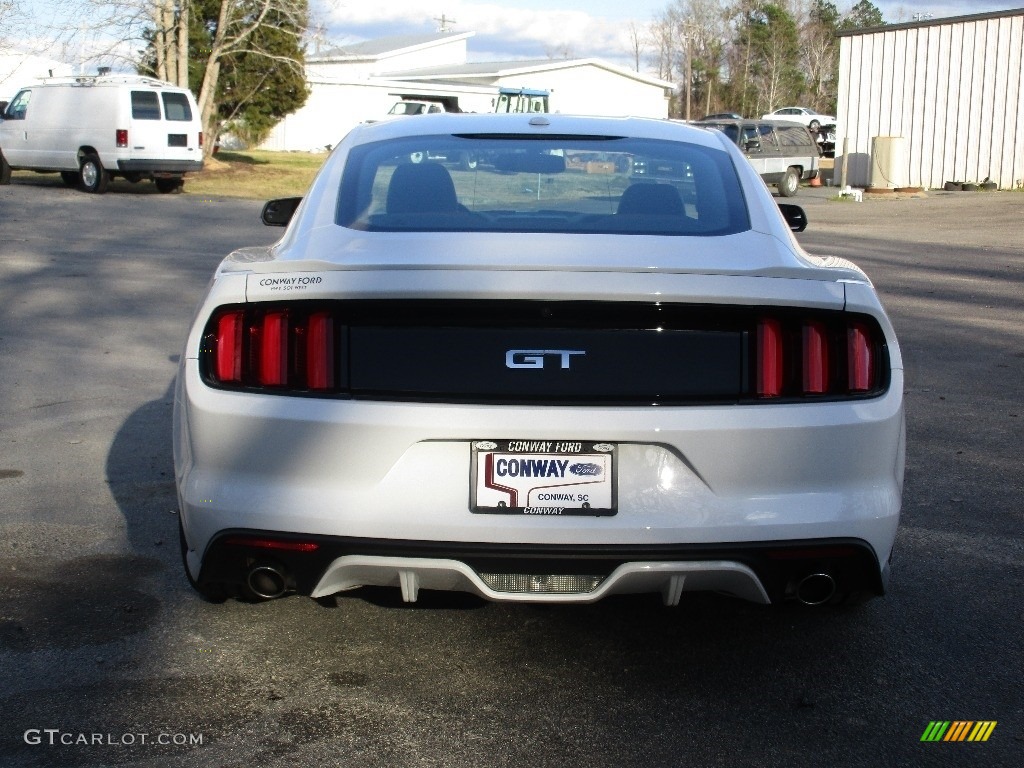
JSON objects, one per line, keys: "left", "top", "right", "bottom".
{"left": 795, "top": 572, "right": 837, "bottom": 606}
{"left": 247, "top": 564, "right": 288, "bottom": 600}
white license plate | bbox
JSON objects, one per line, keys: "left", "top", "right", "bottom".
{"left": 471, "top": 440, "right": 616, "bottom": 516}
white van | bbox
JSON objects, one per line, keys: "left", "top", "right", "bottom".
{"left": 0, "top": 74, "right": 203, "bottom": 193}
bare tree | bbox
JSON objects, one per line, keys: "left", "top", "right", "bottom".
{"left": 149, "top": 0, "right": 189, "bottom": 86}
{"left": 192, "top": 1, "right": 308, "bottom": 156}
{"left": 626, "top": 20, "right": 645, "bottom": 72}
{"left": 647, "top": 9, "right": 679, "bottom": 84}
{"left": 31, "top": 1, "right": 307, "bottom": 156}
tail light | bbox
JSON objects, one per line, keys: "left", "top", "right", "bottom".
{"left": 202, "top": 305, "right": 344, "bottom": 393}
{"left": 754, "top": 313, "right": 885, "bottom": 399}
{"left": 801, "top": 321, "right": 829, "bottom": 394}
{"left": 847, "top": 322, "right": 875, "bottom": 392}
{"left": 199, "top": 131, "right": 204, "bottom": 148}
{"left": 199, "top": 302, "right": 887, "bottom": 402}
{"left": 116, "top": 129, "right": 128, "bottom": 148}
{"left": 756, "top": 319, "right": 783, "bottom": 397}
{"left": 213, "top": 310, "right": 243, "bottom": 383}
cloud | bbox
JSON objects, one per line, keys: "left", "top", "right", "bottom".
{"left": 317, "top": 0, "right": 638, "bottom": 65}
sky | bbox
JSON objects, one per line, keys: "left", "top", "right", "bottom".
{"left": 6, "top": 0, "right": 1024, "bottom": 74}
{"left": 313, "top": 0, "right": 1024, "bottom": 68}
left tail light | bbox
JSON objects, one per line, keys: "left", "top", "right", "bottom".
{"left": 201, "top": 305, "right": 344, "bottom": 393}
{"left": 116, "top": 129, "right": 128, "bottom": 148}
{"left": 753, "top": 314, "right": 887, "bottom": 399}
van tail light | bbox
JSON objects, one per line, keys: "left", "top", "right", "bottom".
{"left": 753, "top": 314, "right": 885, "bottom": 399}
{"left": 199, "top": 131, "right": 204, "bottom": 148}
{"left": 203, "top": 305, "right": 344, "bottom": 394}
{"left": 116, "top": 129, "right": 128, "bottom": 148}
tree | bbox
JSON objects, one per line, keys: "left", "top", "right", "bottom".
{"left": 801, "top": 0, "right": 840, "bottom": 113}
{"left": 626, "top": 20, "right": 645, "bottom": 72}
{"left": 137, "top": 0, "right": 308, "bottom": 154}
{"left": 172, "top": 0, "right": 308, "bottom": 150}
{"left": 841, "top": 0, "right": 884, "bottom": 30}
{"left": 739, "top": 2, "right": 803, "bottom": 114}
{"left": 149, "top": 0, "right": 189, "bottom": 86}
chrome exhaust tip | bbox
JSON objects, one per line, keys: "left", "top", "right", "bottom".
{"left": 247, "top": 564, "right": 288, "bottom": 599}
{"left": 795, "top": 573, "right": 837, "bottom": 606}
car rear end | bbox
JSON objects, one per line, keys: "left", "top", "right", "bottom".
{"left": 174, "top": 115, "right": 904, "bottom": 607}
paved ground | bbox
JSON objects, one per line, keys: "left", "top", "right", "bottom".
{"left": 0, "top": 177, "right": 1021, "bottom": 767}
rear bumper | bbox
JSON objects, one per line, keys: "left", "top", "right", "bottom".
{"left": 194, "top": 532, "right": 886, "bottom": 605}
{"left": 116, "top": 159, "right": 203, "bottom": 174}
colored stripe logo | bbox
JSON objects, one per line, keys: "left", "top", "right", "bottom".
{"left": 921, "top": 721, "right": 997, "bottom": 742}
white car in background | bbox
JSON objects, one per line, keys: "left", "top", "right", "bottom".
{"left": 174, "top": 113, "right": 905, "bottom": 609}
{"left": 762, "top": 107, "right": 836, "bottom": 133}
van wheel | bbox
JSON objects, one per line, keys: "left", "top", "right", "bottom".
{"left": 0, "top": 152, "right": 11, "bottom": 185}
{"left": 778, "top": 167, "right": 800, "bottom": 197}
{"left": 155, "top": 178, "right": 183, "bottom": 194}
{"left": 60, "top": 171, "right": 79, "bottom": 188}
{"left": 79, "top": 154, "right": 109, "bottom": 193}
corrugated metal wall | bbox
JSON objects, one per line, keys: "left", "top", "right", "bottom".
{"left": 837, "top": 10, "right": 1024, "bottom": 190}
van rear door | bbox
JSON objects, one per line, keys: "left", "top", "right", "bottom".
{"left": 126, "top": 88, "right": 201, "bottom": 162}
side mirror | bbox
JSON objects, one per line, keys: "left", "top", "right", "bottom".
{"left": 261, "top": 197, "right": 302, "bottom": 227}
{"left": 744, "top": 138, "right": 761, "bottom": 151}
{"left": 777, "top": 203, "right": 807, "bottom": 232}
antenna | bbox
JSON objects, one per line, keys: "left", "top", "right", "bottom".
{"left": 434, "top": 14, "right": 456, "bottom": 33}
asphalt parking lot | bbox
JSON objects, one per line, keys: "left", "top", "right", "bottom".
{"left": 0, "top": 178, "right": 1022, "bottom": 767}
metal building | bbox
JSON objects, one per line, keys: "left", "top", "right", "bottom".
{"left": 836, "top": 8, "right": 1024, "bottom": 190}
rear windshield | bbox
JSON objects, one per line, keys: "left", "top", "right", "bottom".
{"left": 131, "top": 91, "right": 161, "bottom": 120}
{"left": 162, "top": 92, "right": 193, "bottom": 121}
{"left": 337, "top": 135, "right": 749, "bottom": 236}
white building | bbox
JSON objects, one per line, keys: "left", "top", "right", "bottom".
{"left": 262, "top": 32, "right": 673, "bottom": 152}
{"left": 0, "top": 52, "right": 73, "bottom": 102}
{"left": 836, "top": 8, "right": 1024, "bottom": 190}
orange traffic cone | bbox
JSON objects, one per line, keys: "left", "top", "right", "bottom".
{"left": 810, "top": 174, "right": 822, "bottom": 187}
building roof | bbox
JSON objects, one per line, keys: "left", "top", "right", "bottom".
{"left": 387, "top": 58, "right": 674, "bottom": 89}
{"left": 838, "top": 6, "right": 1024, "bottom": 36}
{"left": 312, "top": 32, "right": 473, "bottom": 61}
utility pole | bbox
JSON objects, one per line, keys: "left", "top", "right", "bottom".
{"left": 681, "top": 20, "right": 695, "bottom": 121}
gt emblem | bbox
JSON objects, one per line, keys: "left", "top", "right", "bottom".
{"left": 505, "top": 349, "right": 586, "bottom": 369}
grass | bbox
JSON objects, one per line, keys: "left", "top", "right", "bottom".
{"left": 185, "top": 150, "right": 328, "bottom": 199}
{"left": 7, "top": 149, "right": 328, "bottom": 199}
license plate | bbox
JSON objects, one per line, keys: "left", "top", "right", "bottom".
{"left": 471, "top": 440, "right": 616, "bottom": 516}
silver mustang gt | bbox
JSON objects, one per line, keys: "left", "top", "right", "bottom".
{"left": 174, "top": 113, "right": 904, "bottom": 608}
